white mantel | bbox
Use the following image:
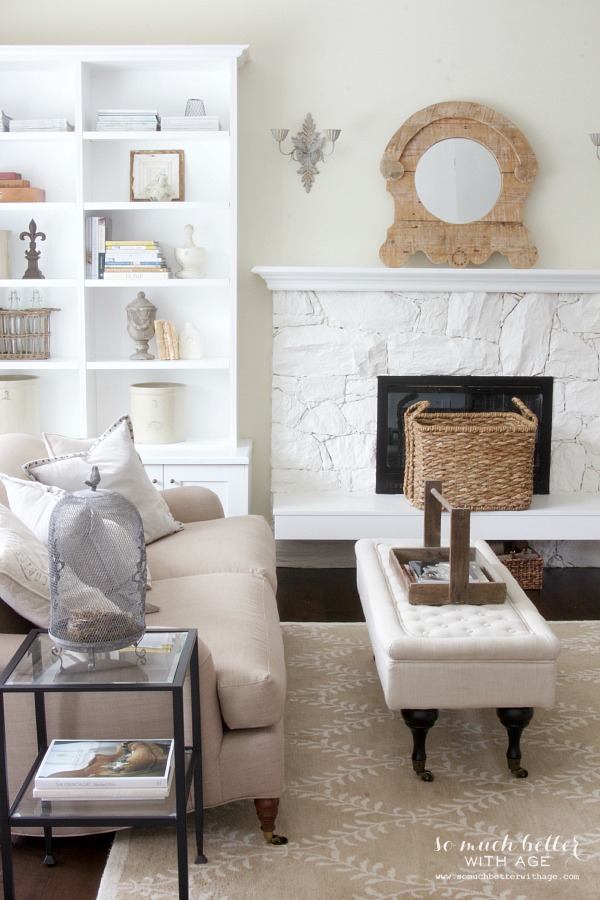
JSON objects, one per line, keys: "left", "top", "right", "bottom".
{"left": 253, "top": 266, "right": 600, "bottom": 293}
{"left": 254, "top": 267, "right": 600, "bottom": 562}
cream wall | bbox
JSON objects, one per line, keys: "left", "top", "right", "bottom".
{"left": 4, "top": 0, "right": 600, "bottom": 518}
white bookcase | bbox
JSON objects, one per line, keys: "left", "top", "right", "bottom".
{"left": 0, "top": 45, "right": 251, "bottom": 515}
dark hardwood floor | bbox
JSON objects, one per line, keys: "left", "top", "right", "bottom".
{"left": 276, "top": 564, "right": 600, "bottom": 622}
{"left": 2, "top": 565, "right": 598, "bottom": 899}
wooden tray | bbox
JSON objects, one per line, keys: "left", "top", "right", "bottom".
{"left": 392, "top": 479, "right": 506, "bottom": 605}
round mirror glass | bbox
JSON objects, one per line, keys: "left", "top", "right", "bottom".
{"left": 414, "top": 138, "right": 502, "bottom": 224}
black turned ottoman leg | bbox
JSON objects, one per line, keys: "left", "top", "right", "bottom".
{"left": 496, "top": 707, "right": 534, "bottom": 778}
{"left": 401, "top": 709, "right": 439, "bottom": 781}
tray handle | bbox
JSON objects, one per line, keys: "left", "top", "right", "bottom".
{"left": 423, "top": 479, "right": 471, "bottom": 603}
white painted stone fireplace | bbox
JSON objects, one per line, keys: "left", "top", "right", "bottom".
{"left": 254, "top": 268, "right": 600, "bottom": 566}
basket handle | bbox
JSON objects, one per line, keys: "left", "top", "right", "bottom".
{"left": 511, "top": 396, "right": 538, "bottom": 427}
{"left": 423, "top": 479, "right": 471, "bottom": 604}
{"left": 405, "top": 399, "right": 430, "bottom": 418}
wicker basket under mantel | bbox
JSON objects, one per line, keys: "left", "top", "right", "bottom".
{"left": 0, "top": 307, "right": 59, "bottom": 360}
{"left": 498, "top": 547, "right": 544, "bottom": 590}
{"left": 403, "top": 396, "right": 538, "bottom": 511}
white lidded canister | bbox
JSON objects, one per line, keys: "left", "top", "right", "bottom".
{"left": 130, "top": 382, "right": 186, "bottom": 444}
{"left": 0, "top": 374, "right": 39, "bottom": 435}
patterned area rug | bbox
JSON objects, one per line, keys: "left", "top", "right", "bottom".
{"left": 97, "top": 621, "right": 600, "bottom": 899}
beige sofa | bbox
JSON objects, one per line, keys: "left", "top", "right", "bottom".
{"left": 0, "top": 430, "right": 286, "bottom": 843}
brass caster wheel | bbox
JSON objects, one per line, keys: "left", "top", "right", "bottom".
{"left": 508, "top": 758, "right": 528, "bottom": 778}
{"left": 412, "top": 759, "right": 434, "bottom": 782}
{"left": 264, "top": 831, "right": 288, "bottom": 846}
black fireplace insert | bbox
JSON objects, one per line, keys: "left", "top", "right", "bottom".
{"left": 376, "top": 375, "right": 553, "bottom": 495}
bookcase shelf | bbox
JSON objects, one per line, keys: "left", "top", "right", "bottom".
{"left": 0, "top": 44, "right": 250, "bottom": 515}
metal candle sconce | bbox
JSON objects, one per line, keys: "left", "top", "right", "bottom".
{"left": 271, "top": 113, "right": 340, "bottom": 193}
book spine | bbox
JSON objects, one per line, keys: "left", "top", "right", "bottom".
{"left": 104, "top": 258, "right": 164, "bottom": 264}
{"left": 0, "top": 179, "right": 30, "bottom": 188}
{"left": 104, "top": 266, "right": 166, "bottom": 272}
{"left": 91, "top": 217, "right": 99, "bottom": 279}
{"left": 85, "top": 216, "right": 92, "bottom": 278}
{"left": 97, "top": 216, "right": 110, "bottom": 279}
{"left": 105, "top": 241, "right": 158, "bottom": 247}
{"left": 33, "top": 787, "right": 169, "bottom": 800}
{"left": 102, "top": 272, "right": 170, "bottom": 279}
{"left": 35, "top": 773, "right": 170, "bottom": 789}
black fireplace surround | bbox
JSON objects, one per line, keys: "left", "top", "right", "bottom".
{"left": 376, "top": 375, "right": 553, "bottom": 495}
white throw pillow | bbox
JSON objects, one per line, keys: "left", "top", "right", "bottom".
{"left": 0, "top": 503, "right": 50, "bottom": 626}
{"left": 24, "top": 416, "right": 182, "bottom": 545}
{"left": 0, "top": 474, "right": 66, "bottom": 545}
{"left": 43, "top": 433, "right": 96, "bottom": 455}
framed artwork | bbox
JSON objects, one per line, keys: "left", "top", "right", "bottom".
{"left": 130, "top": 149, "right": 185, "bottom": 202}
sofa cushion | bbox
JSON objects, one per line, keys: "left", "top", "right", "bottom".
{"left": 147, "top": 571, "right": 286, "bottom": 730}
{"left": 0, "top": 503, "right": 50, "bottom": 627}
{"left": 146, "top": 514, "right": 277, "bottom": 593}
{"left": 24, "top": 416, "right": 182, "bottom": 544}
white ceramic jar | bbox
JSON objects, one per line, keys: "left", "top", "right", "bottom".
{"left": 129, "top": 382, "right": 186, "bottom": 444}
{"left": 0, "top": 374, "right": 39, "bottom": 434}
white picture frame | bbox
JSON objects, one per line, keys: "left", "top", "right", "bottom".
{"left": 130, "top": 149, "right": 185, "bottom": 202}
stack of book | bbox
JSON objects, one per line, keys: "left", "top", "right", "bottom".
{"left": 0, "top": 171, "right": 46, "bottom": 202}
{"left": 33, "top": 739, "right": 175, "bottom": 801}
{"left": 103, "top": 240, "right": 170, "bottom": 280}
{"left": 96, "top": 109, "right": 160, "bottom": 131}
{"left": 9, "top": 118, "right": 73, "bottom": 131}
{"left": 400, "top": 559, "right": 490, "bottom": 584}
{"left": 160, "top": 115, "right": 220, "bottom": 131}
{"left": 1, "top": 109, "right": 11, "bottom": 131}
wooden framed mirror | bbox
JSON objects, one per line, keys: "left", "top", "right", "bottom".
{"left": 379, "top": 101, "right": 538, "bottom": 268}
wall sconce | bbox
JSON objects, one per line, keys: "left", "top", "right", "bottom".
{"left": 271, "top": 113, "right": 340, "bottom": 193}
{"left": 590, "top": 133, "right": 600, "bottom": 159}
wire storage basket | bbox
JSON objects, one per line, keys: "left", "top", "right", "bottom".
{"left": 403, "top": 396, "right": 538, "bottom": 511}
{"left": 48, "top": 467, "right": 146, "bottom": 653}
{"left": 0, "top": 308, "right": 59, "bottom": 359}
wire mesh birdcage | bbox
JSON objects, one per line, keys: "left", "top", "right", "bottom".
{"left": 48, "top": 467, "right": 146, "bottom": 653}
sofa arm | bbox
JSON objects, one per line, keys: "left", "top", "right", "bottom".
{"left": 159, "top": 485, "right": 225, "bottom": 523}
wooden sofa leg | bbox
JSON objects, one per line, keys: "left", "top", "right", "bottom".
{"left": 254, "top": 798, "right": 288, "bottom": 845}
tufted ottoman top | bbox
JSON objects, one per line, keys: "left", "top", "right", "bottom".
{"left": 357, "top": 539, "right": 561, "bottom": 662}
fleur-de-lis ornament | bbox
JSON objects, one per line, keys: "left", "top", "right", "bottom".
{"left": 20, "top": 219, "right": 46, "bottom": 279}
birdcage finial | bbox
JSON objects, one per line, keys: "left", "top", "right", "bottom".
{"left": 84, "top": 466, "right": 101, "bottom": 491}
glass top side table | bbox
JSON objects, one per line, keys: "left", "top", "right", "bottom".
{"left": 0, "top": 628, "right": 206, "bottom": 900}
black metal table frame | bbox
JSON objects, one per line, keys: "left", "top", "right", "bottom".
{"left": 0, "top": 628, "right": 205, "bottom": 900}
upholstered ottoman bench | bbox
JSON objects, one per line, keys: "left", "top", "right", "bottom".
{"left": 356, "top": 537, "right": 561, "bottom": 781}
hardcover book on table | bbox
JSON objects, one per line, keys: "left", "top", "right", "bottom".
{"left": 34, "top": 739, "right": 174, "bottom": 791}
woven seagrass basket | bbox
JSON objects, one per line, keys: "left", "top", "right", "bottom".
{"left": 403, "top": 396, "right": 538, "bottom": 511}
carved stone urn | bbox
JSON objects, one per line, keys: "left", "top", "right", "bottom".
{"left": 126, "top": 291, "right": 157, "bottom": 360}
